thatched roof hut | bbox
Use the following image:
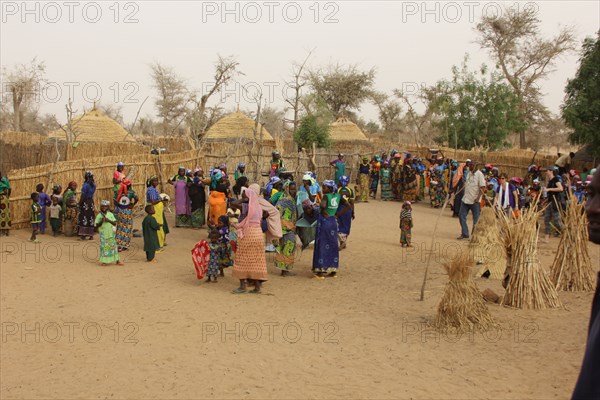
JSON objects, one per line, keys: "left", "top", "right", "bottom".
{"left": 204, "top": 110, "right": 275, "bottom": 145}
{"left": 48, "top": 108, "right": 136, "bottom": 143}
{"left": 328, "top": 117, "right": 370, "bottom": 142}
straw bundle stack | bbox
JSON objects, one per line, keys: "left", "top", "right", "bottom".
{"left": 470, "top": 207, "right": 506, "bottom": 279}
{"left": 435, "top": 253, "right": 495, "bottom": 333}
{"left": 550, "top": 198, "right": 594, "bottom": 291}
{"left": 498, "top": 202, "right": 562, "bottom": 309}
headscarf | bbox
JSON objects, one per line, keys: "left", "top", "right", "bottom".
{"left": 218, "top": 215, "right": 229, "bottom": 226}
{"left": 211, "top": 171, "right": 224, "bottom": 189}
{"left": 238, "top": 162, "right": 246, "bottom": 169}
{"left": 84, "top": 171, "right": 93, "bottom": 182}
{"left": 218, "top": 163, "right": 227, "bottom": 170}
{"left": 117, "top": 162, "right": 124, "bottom": 167}
{"left": 339, "top": 176, "right": 349, "bottom": 188}
{"left": 323, "top": 180, "right": 337, "bottom": 192}
{"left": 236, "top": 186, "right": 263, "bottom": 239}
{"left": 302, "top": 173, "right": 316, "bottom": 186}
{"left": 146, "top": 175, "right": 157, "bottom": 188}
{"left": 68, "top": 181, "right": 77, "bottom": 189}
{"left": 248, "top": 183, "right": 282, "bottom": 240}
{"left": 100, "top": 200, "right": 110, "bottom": 207}
{"left": 302, "top": 199, "right": 313, "bottom": 208}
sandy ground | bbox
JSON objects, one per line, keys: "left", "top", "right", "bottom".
{"left": 1, "top": 199, "right": 599, "bottom": 399}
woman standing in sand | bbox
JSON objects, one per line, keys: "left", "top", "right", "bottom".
{"left": 168, "top": 167, "right": 192, "bottom": 227}
{"left": 146, "top": 176, "right": 165, "bottom": 248}
{"left": 78, "top": 171, "right": 96, "bottom": 240}
{"left": 62, "top": 181, "right": 78, "bottom": 236}
{"left": 232, "top": 187, "right": 268, "bottom": 294}
{"left": 312, "top": 180, "right": 340, "bottom": 279}
{"left": 95, "top": 200, "right": 123, "bottom": 266}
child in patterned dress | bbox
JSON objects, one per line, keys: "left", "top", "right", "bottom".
{"left": 206, "top": 231, "right": 222, "bottom": 283}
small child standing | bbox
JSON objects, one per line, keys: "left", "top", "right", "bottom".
{"left": 400, "top": 201, "right": 413, "bottom": 247}
{"left": 142, "top": 205, "right": 162, "bottom": 263}
{"left": 49, "top": 196, "right": 62, "bottom": 236}
{"left": 95, "top": 200, "right": 123, "bottom": 266}
{"left": 217, "top": 215, "right": 233, "bottom": 276}
{"left": 30, "top": 192, "right": 42, "bottom": 243}
{"left": 206, "top": 231, "right": 222, "bottom": 283}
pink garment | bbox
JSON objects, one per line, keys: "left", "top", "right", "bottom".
{"left": 248, "top": 183, "right": 283, "bottom": 241}
{"left": 236, "top": 187, "right": 262, "bottom": 239}
{"left": 113, "top": 171, "right": 125, "bottom": 182}
{"left": 452, "top": 163, "right": 466, "bottom": 188}
{"left": 173, "top": 179, "right": 190, "bottom": 215}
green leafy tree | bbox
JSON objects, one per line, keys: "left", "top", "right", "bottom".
{"left": 294, "top": 114, "right": 330, "bottom": 149}
{"left": 430, "top": 56, "right": 525, "bottom": 150}
{"left": 562, "top": 34, "right": 600, "bottom": 158}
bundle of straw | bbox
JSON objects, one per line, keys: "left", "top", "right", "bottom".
{"left": 550, "top": 196, "right": 594, "bottom": 291}
{"left": 470, "top": 207, "right": 507, "bottom": 280}
{"left": 498, "top": 199, "right": 562, "bottom": 309}
{"left": 435, "top": 253, "right": 495, "bottom": 333}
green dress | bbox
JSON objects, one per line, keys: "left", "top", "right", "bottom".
{"left": 95, "top": 212, "right": 119, "bottom": 264}
{"left": 334, "top": 161, "right": 346, "bottom": 185}
{"left": 142, "top": 215, "right": 161, "bottom": 258}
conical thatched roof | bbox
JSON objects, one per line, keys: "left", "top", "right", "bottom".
{"left": 204, "top": 110, "right": 275, "bottom": 144}
{"left": 48, "top": 108, "right": 136, "bottom": 143}
{"left": 328, "top": 117, "right": 369, "bottom": 142}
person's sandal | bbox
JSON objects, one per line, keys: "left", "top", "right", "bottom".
{"left": 231, "top": 288, "right": 247, "bottom": 294}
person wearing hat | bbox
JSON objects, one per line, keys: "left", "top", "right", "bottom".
{"left": 542, "top": 165, "right": 564, "bottom": 242}
{"left": 269, "top": 150, "right": 285, "bottom": 178}
{"left": 572, "top": 165, "right": 600, "bottom": 398}
{"left": 95, "top": 200, "right": 123, "bottom": 266}
{"left": 329, "top": 153, "right": 346, "bottom": 186}
{"left": 457, "top": 160, "right": 486, "bottom": 240}
{"left": 78, "top": 171, "right": 96, "bottom": 240}
{"left": 356, "top": 156, "right": 371, "bottom": 202}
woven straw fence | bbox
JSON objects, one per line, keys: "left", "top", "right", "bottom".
{"left": 1, "top": 132, "right": 151, "bottom": 173}
{"left": 4, "top": 138, "right": 594, "bottom": 230}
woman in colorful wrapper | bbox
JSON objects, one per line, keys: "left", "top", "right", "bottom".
{"left": 95, "top": 200, "right": 124, "bottom": 266}
{"left": 274, "top": 181, "right": 298, "bottom": 276}
{"left": 312, "top": 180, "right": 340, "bottom": 279}
{"left": 115, "top": 179, "right": 138, "bottom": 251}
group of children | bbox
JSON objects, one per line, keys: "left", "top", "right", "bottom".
{"left": 29, "top": 185, "right": 64, "bottom": 243}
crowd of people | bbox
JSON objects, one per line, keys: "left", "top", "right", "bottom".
{"left": 0, "top": 148, "right": 596, "bottom": 290}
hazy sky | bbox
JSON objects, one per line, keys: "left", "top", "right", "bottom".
{"left": 1, "top": 0, "right": 599, "bottom": 125}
